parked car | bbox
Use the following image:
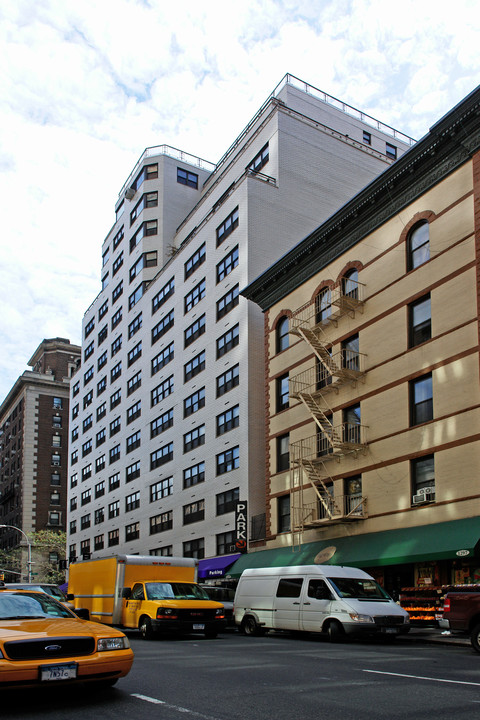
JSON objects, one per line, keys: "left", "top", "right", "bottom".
{"left": 0, "top": 589, "right": 134, "bottom": 688}
{"left": 443, "top": 590, "right": 480, "bottom": 652}
{"left": 200, "top": 585, "right": 236, "bottom": 628}
{"left": 5, "top": 583, "right": 74, "bottom": 609}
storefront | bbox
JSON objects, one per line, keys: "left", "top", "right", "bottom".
{"left": 198, "top": 554, "right": 240, "bottom": 582}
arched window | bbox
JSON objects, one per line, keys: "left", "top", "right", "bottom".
{"left": 315, "top": 288, "right": 331, "bottom": 324}
{"left": 276, "top": 316, "right": 289, "bottom": 353}
{"left": 407, "top": 221, "right": 430, "bottom": 271}
{"left": 342, "top": 268, "right": 358, "bottom": 299}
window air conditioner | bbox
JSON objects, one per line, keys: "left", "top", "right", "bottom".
{"left": 125, "top": 186, "right": 135, "bottom": 200}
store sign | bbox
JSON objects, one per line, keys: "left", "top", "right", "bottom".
{"left": 235, "top": 501, "right": 248, "bottom": 553}
{"left": 456, "top": 550, "right": 470, "bottom": 557}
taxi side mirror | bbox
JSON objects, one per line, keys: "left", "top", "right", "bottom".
{"left": 122, "top": 587, "right": 132, "bottom": 599}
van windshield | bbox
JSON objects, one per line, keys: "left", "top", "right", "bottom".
{"left": 327, "top": 577, "right": 390, "bottom": 600}
{"left": 145, "top": 582, "right": 211, "bottom": 601}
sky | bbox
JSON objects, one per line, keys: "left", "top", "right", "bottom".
{"left": 0, "top": 0, "right": 479, "bottom": 402}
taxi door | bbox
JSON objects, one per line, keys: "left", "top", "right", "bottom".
{"left": 123, "top": 582, "right": 145, "bottom": 628}
{"left": 301, "top": 577, "right": 333, "bottom": 633}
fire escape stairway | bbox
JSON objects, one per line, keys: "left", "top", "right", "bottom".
{"left": 300, "top": 459, "right": 342, "bottom": 519}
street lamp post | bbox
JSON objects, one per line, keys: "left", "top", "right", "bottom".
{"left": 0, "top": 524, "right": 32, "bottom": 582}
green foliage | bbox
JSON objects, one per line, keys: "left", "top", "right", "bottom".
{"left": 0, "top": 530, "right": 66, "bottom": 583}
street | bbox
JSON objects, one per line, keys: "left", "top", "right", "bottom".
{"left": 3, "top": 631, "right": 479, "bottom": 720}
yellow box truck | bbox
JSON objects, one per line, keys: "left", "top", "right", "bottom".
{"left": 68, "top": 555, "right": 226, "bottom": 639}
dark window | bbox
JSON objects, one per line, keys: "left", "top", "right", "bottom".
{"left": 363, "top": 130, "right": 371, "bottom": 145}
{"left": 407, "top": 221, "right": 430, "bottom": 271}
{"left": 184, "top": 279, "right": 206, "bottom": 313}
{"left": 216, "top": 405, "right": 239, "bottom": 436}
{"left": 216, "top": 325, "right": 239, "bottom": 358}
{"left": 125, "top": 522, "right": 140, "bottom": 542}
{"left": 97, "top": 351, "right": 108, "bottom": 370}
{"left": 216, "top": 447, "right": 239, "bottom": 475}
{"left": 152, "top": 342, "right": 174, "bottom": 375}
{"left": 128, "top": 341, "right": 142, "bottom": 367}
{"left": 127, "top": 370, "right": 142, "bottom": 396}
{"left": 112, "top": 281, "right": 123, "bottom": 304}
{"left": 96, "top": 428, "right": 106, "bottom": 447}
{"left": 110, "top": 416, "right": 121, "bottom": 436}
{"left": 150, "top": 442, "right": 173, "bottom": 469}
{"left": 183, "top": 500, "right": 205, "bottom": 525}
{"left": 183, "top": 538, "right": 204, "bottom": 559}
{"left": 112, "top": 252, "right": 124, "bottom": 276}
{"left": 184, "top": 351, "right": 205, "bottom": 382}
{"left": 151, "top": 376, "right": 174, "bottom": 407}
{"left": 217, "top": 246, "right": 239, "bottom": 283}
{"left": 126, "top": 400, "right": 141, "bottom": 424}
{"left": 128, "top": 312, "right": 143, "bottom": 339}
{"left": 150, "top": 511, "right": 173, "bottom": 535}
{"left": 130, "top": 251, "right": 157, "bottom": 283}
{"left": 217, "top": 285, "right": 239, "bottom": 320}
{"left": 386, "top": 142, "right": 397, "bottom": 160}
{"left": 277, "top": 434, "right": 290, "bottom": 472}
{"left": 109, "top": 444, "right": 120, "bottom": 464}
{"left": 126, "top": 431, "right": 141, "bottom": 453}
{"left": 184, "top": 388, "right": 205, "bottom": 417}
{"left": 315, "top": 288, "right": 331, "bottom": 324}
{"left": 152, "top": 277, "right": 174, "bottom": 315}
{"left": 410, "top": 374, "right": 433, "bottom": 425}
{"left": 343, "top": 403, "right": 361, "bottom": 444}
{"left": 150, "top": 408, "right": 174, "bottom": 437}
{"left": 109, "top": 473, "right": 120, "bottom": 491}
{"left": 276, "top": 316, "right": 289, "bottom": 353}
{"left": 216, "top": 531, "right": 236, "bottom": 556}
{"left": 411, "top": 454, "right": 435, "bottom": 499}
{"left": 276, "top": 578, "right": 303, "bottom": 598}
{"left": 152, "top": 310, "right": 174, "bottom": 344}
{"left": 185, "top": 243, "right": 206, "bottom": 279}
{"left": 177, "top": 167, "right": 198, "bottom": 189}
{"left": 110, "top": 361, "right": 122, "bottom": 383}
{"left": 216, "top": 487, "right": 239, "bottom": 515}
{"left": 130, "top": 220, "right": 157, "bottom": 253}
{"left": 183, "top": 425, "right": 205, "bottom": 453}
{"left": 150, "top": 477, "right": 173, "bottom": 502}
{"left": 108, "top": 501, "right": 120, "bottom": 519}
{"left": 108, "top": 529, "right": 119, "bottom": 547}
{"left": 276, "top": 374, "right": 289, "bottom": 412}
{"left": 130, "top": 191, "right": 158, "bottom": 225}
{"left": 409, "top": 295, "right": 431, "bottom": 347}
{"left": 341, "top": 334, "right": 360, "bottom": 372}
{"left": 184, "top": 315, "right": 206, "bottom": 347}
{"left": 126, "top": 461, "right": 140, "bottom": 483}
{"left": 96, "top": 377, "right": 107, "bottom": 396}
{"left": 96, "top": 402, "right": 107, "bottom": 421}
{"left": 125, "top": 491, "right": 140, "bottom": 512}
{"left": 85, "top": 318, "right": 95, "bottom": 338}
{"left": 98, "top": 300, "right": 109, "bottom": 319}
{"left": 248, "top": 143, "right": 269, "bottom": 173}
{"left": 183, "top": 461, "right": 205, "bottom": 488}
{"left": 216, "top": 207, "right": 239, "bottom": 247}
{"left": 98, "top": 325, "right": 108, "bottom": 345}
{"left": 216, "top": 364, "right": 239, "bottom": 397}
{"left": 277, "top": 495, "right": 291, "bottom": 533}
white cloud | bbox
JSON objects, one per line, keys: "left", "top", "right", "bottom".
{"left": 0, "top": 0, "right": 479, "bottom": 399}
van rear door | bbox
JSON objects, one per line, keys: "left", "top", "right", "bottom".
{"left": 272, "top": 577, "right": 304, "bottom": 630}
{"left": 301, "top": 577, "right": 333, "bottom": 633}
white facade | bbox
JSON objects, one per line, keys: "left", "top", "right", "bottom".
{"left": 67, "top": 75, "right": 414, "bottom": 563}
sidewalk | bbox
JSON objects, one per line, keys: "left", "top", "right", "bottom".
{"left": 399, "top": 627, "right": 471, "bottom": 647}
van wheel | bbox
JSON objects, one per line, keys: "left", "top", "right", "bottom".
{"left": 241, "top": 616, "right": 265, "bottom": 637}
{"left": 326, "top": 620, "right": 344, "bottom": 643}
{"left": 470, "top": 622, "right": 480, "bottom": 653}
{"left": 139, "top": 616, "right": 155, "bottom": 640}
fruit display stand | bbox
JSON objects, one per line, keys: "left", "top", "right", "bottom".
{"left": 399, "top": 586, "right": 443, "bottom": 625}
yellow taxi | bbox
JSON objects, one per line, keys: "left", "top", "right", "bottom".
{"left": 0, "top": 588, "right": 134, "bottom": 688}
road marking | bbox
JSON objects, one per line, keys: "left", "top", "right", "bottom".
{"left": 131, "top": 694, "right": 223, "bottom": 719}
{"left": 363, "top": 670, "right": 480, "bottom": 687}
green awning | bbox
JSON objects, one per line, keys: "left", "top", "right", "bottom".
{"left": 227, "top": 517, "right": 480, "bottom": 578}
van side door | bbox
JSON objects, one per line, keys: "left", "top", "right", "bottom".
{"left": 273, "top": 577, "right": 304, "bottom": 630}
{"left": 301, "top": 578, "right": 333, "bottom": 633}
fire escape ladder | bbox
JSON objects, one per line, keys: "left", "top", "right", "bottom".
{"left": 297, "top": 393, "right": 340, "bottom": 448}
{"left": 301, "top": 459, "right": 341, "bottom": 518}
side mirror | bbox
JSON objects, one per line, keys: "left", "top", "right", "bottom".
{"left": 66, "top": 593, "right": 74, "bottom": 601}
{"left": 73, "top": 607, "right": 90, "bottom": 620}
{"left": 122, "top": 587, "right": 132, "bottom": 599}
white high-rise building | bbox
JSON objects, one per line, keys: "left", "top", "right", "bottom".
{"left": 67, "top": 75, "right": 414, "bottom": 573}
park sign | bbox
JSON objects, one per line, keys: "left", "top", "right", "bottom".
{"left": 235, "top": 501, "right": 248, "bottom": 553}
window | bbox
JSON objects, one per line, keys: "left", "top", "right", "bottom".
{"left": 183, "top": 500, "right": 205, "bottom": 525}
{"left": 96, "top": 427, "right": 105, "bottom": 448}
{"left": 216, "top": 325, "right": 239, "bottom": 358}
{"left": 130, "top": 220, "right": 157, "bottom": 252}
{"left": 71, "top": 449, "right": 78, "bottom": 465}
{"left": 217, "top": 246, "right": 239, "bottom": 283}
{"left": 72, "top": 403, "right": 79, "bottom": 420}
{"left": 109, "top": 444, "right": 120, "bottom": 464}
{"left": 277, "top": 495, "right": 291, "bottom": 533}
{"left": 315, "top": 288, "right": 331, "bottom": 324}
{"left": 277, "top": 578, "right": 303, "bottom": 598}
{"left": 132, "top": 163, "right": 158, "bottom": 191}
{"left": 216, "top": 364, "right": 239, "bottom": 397}
{"left": 95, "top": 507, "right": 104, "bottom": 524}
{"left": 108, "top": 501, "right": 120, "bottom": 519}
{"left": 151, "top": 376, "right": 174, "bottom": 406}
{"left": 150, "top": 511, "right": 173, "bottom": 535}
{"left": 71, "top": 426, "right": 79, "bottom": 442}
{"left": 185, "top": 243, "right": 206, "bottom": 279}
{"left": 410, "top": 374, "right": 433, "bottom": 425}
{"left": 130, "top": 251, "right": 157, "bottom": 283}
{"left": 152, "top": 342, "right": 174, "bottom": 375}
{"left": 83, "top": 416, "right": 93, "bottom": 433}
{"left": 129, "top": 283, "right": 145, "bottom": 310}
{"left": 216, "top": 446, "right": 239, "bottom": 475}
{"left": 343, "top": 403, "right": 361, "bottom": 444}
{"left": 184, "top": 279, "right": 206, "bottom": 313}
{"left": 276, "top": 374, "right": 289, "bottom": 412}
{"left": 128, "top": 312, "right": 142, "bottom": 339}
{"left": 51, "top": 472, "right": 61, "bottom": 486}
{"left": 152, "top": 310, "right": 174, "bottom": 344}
{"left": 126, "top": 431, "right": 141, "bottom": 453}
{"left": 217, "top": 285, "right": 239, "bottom": 320}
{"left": 113, "top": 225, "right": 124, "bottom": 249}
{"left": 97, "top": 350, "right": 108, "bottom": 370}
{"left": 183, "top": 425, "right": 205, "bottom": 452}
{"left": 409, "top": 295, "right": 431, "bottom": 347}
{"left": 127, "top": 341, "right": 142, "bottom": 367}
{"left": 277, "top": 434, "right": 290, "bottom": 472}
{"left": 126, "top": 461, "right": 140, "bottom": 483}
{"left": 48, "top": 511, "right": 61, "bottom": 527}
{"left": 276, "top": 316, "right": 289, "bottom": 353}
{"left": 111, "top": 335, "right": 122, "bottom": 357}
{"left": 217, "top": 531, "right": 236, "bottom": 556}
{"left": 407, "top": 221, "right": 430, "bottom": 271}
{"left": 69, "top": 521, "right": 77, "bottom": 535}
{"left": 216, "top": 405, "right": 239, "bottom": 436}
{"left": 152, "top": 277, "right": 174, "bottom": 315}
{"left": 84, "top": 341, "right": 94, "bottom": 361}
{"left": 126, "top": 400, "right": 141, "bottom": 424}
{"left": 84, "top": 318, "right": 95, "bottom": 338}
{"left": 248, "top": 143, "right": 269, "bottom": 173}
{"left": 96, "top": 376, "right": 107, "bottom": 396}
{"left": 125, "top": 491, "right": 140, "bottom": 512}
{"left": 150, "top": 442, "right": 173, "bottom": 469}
{"left": 184, "top": 315, "right": 206, "bottom": 347}
{"left": 82, "top": 439, "right": 92, "bottom": 457}
{"left": 94, "top": 534, "right": 104, "bottom": 551}
{"left": 81, "top": 488, "right": 91, "bottom": 506}
{"left": 51, "top": 434, "right": 61, "bottom": 449}
{"left": 83, "top": 366, "right": 94, "bottom": 386}
{"left": 111, "top": 361, "right": 122, "bottom": 383}
{"left": 102, "top": 247, "right": 110, "bottom": 267}
{"left": 183, "top": 538, "right": 204, "bottom": 559}
{"left": 184, "top": 349, "right": 207, "bottom": 384}
{"left": 83, "top": 390, "right": 93, "bottom": 409}
{"left": 151, "top": 408, "right": 174, "bottom": 437}
{"left": 98, "top": 325, "right": 108, "bottom": 345}
{"left": 130, "top": 191, "right": 158, "bottom": 224}
{"left": 216, "top": 487, "right": 239, "bottom": 515}
{"left": 109, "top": 473, "right": 120, "bottom": 491}
{"left": 386, "top": 142, "right": 397, "bottom": 160}
{"left": 177, "top": 167, "right": 198, "bottom": 188}
{"left": 95, "top": 481, "right": 105, "bottom": 498}
{"left": 411, "top": 454, "right": 435, "bottom": 501}
{"left": 112, "top": 281, "right": 123, "bottom": 304}
{"left": 111, "top": 307, "right": 123, "bottom": 330}
{"left": 341, "top": 334, "right": 360, "bottom": 372}
{"left": 125, "top": 522, "right": 140, "bottom": 542}
{"left": 81, "top": 463, "right": 92, "bottom": 481}
{"left": 184, "top": 388, "right": 205, "bottom": 417}
{"left": 70, "top": 497, "right": 77, "bottom": 512}
{"left": 216, "top": 207, "right": 239, "bottom": 246}
{"left": 183, "top": 461, "right": 205, "bottom": 489}
{"left": 108, "top": 529, "right": 119, "bottom": 547}
{"left": 96, "top": 402, "right": 106, "bottom": 421}
{"left": 72, "top": 381, "right": 80, "bottom": 397}
{"left": 112, "top": 252, "right": 123, "bottom": 276}
{"left": 95, "top": 454, "right": 105, "bottom": 473}
{"left": 127, "top": 370, "right": 142, "bottom": 395}
{"left": 80, "top": 514, "right": 91, "bottom": 530}
{"left": 150, "top": 477, "right": 173, "bottom": 502}
{"left": 110, "top": 416, "right": 121, "bottom": 436}
{"left": 363, "top": 130, "right": 371, "bottom": 145}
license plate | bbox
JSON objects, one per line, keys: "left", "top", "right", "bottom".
{"left": 382, "top": 628, "right": 398, "bottom": 634}
{"left": 40, "top": 663, "right": 78, "bottom": 682}
{"left": 193, "top": 624, "right": 205, "bottom": 630}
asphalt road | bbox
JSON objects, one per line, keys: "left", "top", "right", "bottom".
{"left": 3, "top": 631, "right": 479, "bottom": 720}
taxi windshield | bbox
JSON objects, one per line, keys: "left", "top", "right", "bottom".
{"left": 145, "top": 583, "right": 210, "bottom": 601}
{"left": 0, "top": 592, "right": 73, "bottom": 620}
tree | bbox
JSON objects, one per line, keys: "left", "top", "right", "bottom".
{"left": 0, "top": 530, "right": 66, "bottom": 584}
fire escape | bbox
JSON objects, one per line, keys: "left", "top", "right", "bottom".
{"left": 289, "top": 278, "right": 368, "bottom": 542}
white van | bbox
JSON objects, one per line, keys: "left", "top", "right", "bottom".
{"left": 234, "top": 565, "right": 410, "bottom": 641}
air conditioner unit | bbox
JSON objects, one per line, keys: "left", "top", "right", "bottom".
{"left": 412, "top": 493, "right": 425, "bottom": 504}
{"left": 417, "top": 486, "right": 435, "bottom": 495}
{"left": 125, "top": 186, "right": 135, "bottom": 200}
